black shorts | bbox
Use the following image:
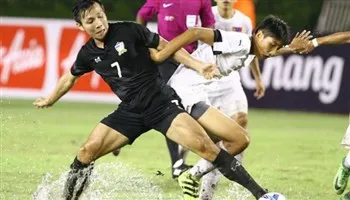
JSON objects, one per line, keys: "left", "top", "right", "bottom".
{"left": 100, "top": 96, "right": 185, "bottom": 144}
{"left": 190, "top": 101, "right": 210, "bottom": 120}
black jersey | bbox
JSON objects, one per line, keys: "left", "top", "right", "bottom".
{"left": 71, "top": 22, "right": 177, "bottom": 111}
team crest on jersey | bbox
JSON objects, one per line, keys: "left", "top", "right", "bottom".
{"left": 232, "top": 26, "right": 243, "bottom": 32}
{"left": 115, "top": 42, "right": 127, "bottom": 56}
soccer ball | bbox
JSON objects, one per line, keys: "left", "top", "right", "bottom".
{"left": 258, "top": 192, "right": 286, "bottom": 200}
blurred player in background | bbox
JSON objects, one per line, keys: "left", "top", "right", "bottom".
{"left": 299, "top": 31, "right": 350, "bottom": 200}
{"left": 131, "top": 0, "right": 215, "bottom": 179}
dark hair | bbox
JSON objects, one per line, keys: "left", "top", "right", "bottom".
{"left": 255, "top": 15, "right": 290, "bottom": 45}
{"left": 72, "top": 0, "right": 104, "bottom": 24}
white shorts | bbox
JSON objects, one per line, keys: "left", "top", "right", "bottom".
{"left": 169, "top": 70, "right": 247, "bottom": 116}
{"left": 341, "top": 115, "right": 350, "bottom": 148}
{"left": 206, "top": 71, "right": 248, "bottom": 116}
{"left": 169, "top": 77, "right": 209, "bottom": 113}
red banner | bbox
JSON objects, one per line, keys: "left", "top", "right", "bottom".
{"left": 0, "top": 25, "right": 46, "bottom": 89}
{"left": 58, "top": 27, "right": 111, "bottom": 93}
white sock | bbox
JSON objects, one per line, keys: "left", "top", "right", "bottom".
{"left": 188, "top": 141, "right": 244, "bottom": 180}
{"left": 197, "top": 142, "right": 227, "bottom": 200}
{"left": 344, "top": 151, "right": 350, "bottom": 168}
{"left": 199, "top": 169, "right": 221, "bottom": 200}
{"left": 195, "top": 141, "right": 246, "bottom": 199}
{"left": 189, "top": 158, "right": 216, "bottom": 179}
{"left": 234, "top": 153, "right": 243, "bottom": 164}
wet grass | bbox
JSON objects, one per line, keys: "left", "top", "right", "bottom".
{"left": 1, "top": 99, "right": 348, "bottom": 200}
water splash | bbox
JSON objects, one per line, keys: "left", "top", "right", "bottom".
{"left": 33, "top": 162, "right": 165, "bottom": 200}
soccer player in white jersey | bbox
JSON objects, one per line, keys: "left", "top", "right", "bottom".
{"left": 199, "top": 1, "right": 260, "bottom": 199}
{"left": 298, "top": 31, "right": 350, "bottom": 200}
{"left": 175, "top": 1, "right": 311, "bottom": 199}
{"left": 151, "top": 14, "right": 311, "bottom": 199}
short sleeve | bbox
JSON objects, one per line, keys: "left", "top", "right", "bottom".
{"left": 131, "top": 22, "right": 160, "bottom": 48}
{"left": 213, "top": 30, "right": 251, "bottom": 54}
{"left": 200, "top": 0, "right": 215, "bottom": 28}
{"left": 137, "top": 0, "right": 159, "bottom": 22}
{"left": 70, "top": 48, "right": 93, "bottom": 76}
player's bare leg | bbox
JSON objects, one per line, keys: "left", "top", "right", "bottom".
{"left": 166, "top": 113, "right": 221, "bottom": 162}
{"left": 199, "top": 109, "right": 249, "bottom": 155}
{"left": 166, "top": 112, "right": 266, "bottom": 200}
{"left": 199, "top": 111, "right": 248, "bottom": 199}
{"left": 177, "top": 106, "right": 250, "bottom": 182}
{"left": 64, "top": 123, "right": 129, "bottom": 200}
{"left": 229, "top": 112, "right": 248, "bottom": 162}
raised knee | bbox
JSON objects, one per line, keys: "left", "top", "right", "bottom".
{"left": 241, "top": 134, "right": 250, "bottom": 149}
{"left": 223, "top": 133, "right": 250, "bottom": 154}
{"left": 235, "top": 112, "right": 248, "bottom": 129}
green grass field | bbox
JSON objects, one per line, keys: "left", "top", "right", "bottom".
{"left": 1, "top": 99, "right": 349, "bottom": 200}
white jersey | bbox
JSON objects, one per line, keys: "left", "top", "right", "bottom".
{"left": 168, "top": 9, "right": 255, "bottom": 115}
{"left": 212, "top": 5, "right": 253, "bottom": 80}
{"left": 169, "top": 30, "right": 254, "bottom": 85}
{"left": 168, "top": 30, "right": 254, "bottom": 114}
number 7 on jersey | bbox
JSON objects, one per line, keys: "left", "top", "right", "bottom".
{"left": 111, "top": 61, "right": 122, "bottom": 78}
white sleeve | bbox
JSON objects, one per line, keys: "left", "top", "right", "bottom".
{"left": 191, "top": 44, "right": 216, "bottom": 63}
{"left": 213, "top": 30, "right": 251, "bottom": 54}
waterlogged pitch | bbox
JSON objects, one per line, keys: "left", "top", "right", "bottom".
{"left": 1, "top": 99, "right": 348, "bottom": 200}
{"left": 33, "top": 163, "right": 165, "bottom": 200}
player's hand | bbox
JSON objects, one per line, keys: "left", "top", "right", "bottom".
{"left": 299, "top": 40, "right": 316, "bottom": 54}
{"left": 198, "top": 63, "right": 222, "bottom": 79}
{"left": 289, "top": 30, "right": 313, "bottom": 53}
{"left": 254, "top": 80, "right": 265, "bottom": 99}
{"left": 33, "top": 97, "right": 53, "bottom": 109}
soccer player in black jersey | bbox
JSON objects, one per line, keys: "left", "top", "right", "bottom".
{"left": 33, "top": 0, "right": 270, "bottom": 199}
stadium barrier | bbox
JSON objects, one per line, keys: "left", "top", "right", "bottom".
{"left": 1, "top": 17, "right": 119, "bottom": 103}
{"left": 1, "top": 17, "right": 348, "bottom": 113}
{"left": 240, "top": 45, "right": 349, "bottom": 114}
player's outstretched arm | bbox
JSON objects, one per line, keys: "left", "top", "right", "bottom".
{"left": 317, "top": 31, "right": 350, "bottom": 45}
{"left": 151, "top": 27, "right": 215, "bottom": 63}
{"left": 301, "top": 31, "right": 350, "bottom": 53}
{"left": 33, "top": 72, "right": 79, "bottom": 108}
{"left": 150, "top": 37, "right": 220, "bottom": 79}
